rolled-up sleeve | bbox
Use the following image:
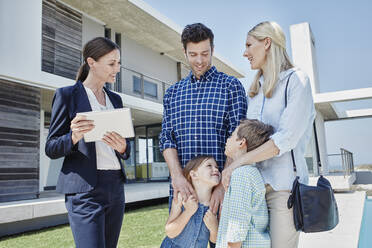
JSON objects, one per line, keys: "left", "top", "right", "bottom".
{"left": 45, "top": 88, "right": 76, "bottom": 159}
{"left": 159, "top": 87, "right": 177, "bottom": 152}
{"left": 116, "top": 139, "right": 131, "bottom": 160}
{"left": 227, "top": 78, "right": 247, "bottom": 136}
{"left": 271, "top": 73, "right": 316, "bottom": 156}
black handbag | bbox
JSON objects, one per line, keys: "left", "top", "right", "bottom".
{"left": 284, "top": 71, "right": 339, "bottom": 233}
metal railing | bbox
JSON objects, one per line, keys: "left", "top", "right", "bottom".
{"left": 110, "top": 66, "right": 173, "bottom": 104}
{"left": 328, "top": 148, "right": 355, "bottom": 176}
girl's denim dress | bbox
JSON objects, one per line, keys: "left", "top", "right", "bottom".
{"left": 160, "top": 203, "right": 213, "bottom": 248}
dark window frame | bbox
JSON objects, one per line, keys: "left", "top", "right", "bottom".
{"left": 132, "top": 75, "right": 158, "bottom": 99}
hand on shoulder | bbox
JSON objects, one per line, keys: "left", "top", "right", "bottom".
{"left": 183, "top": 195, "right": 198, "bottom": 215}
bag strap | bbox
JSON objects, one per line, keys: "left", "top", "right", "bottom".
{"left": 284, "top": 71, "right": 297, "bottom": 173}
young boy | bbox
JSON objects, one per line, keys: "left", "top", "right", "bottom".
{"left": 216, "top": 119, "right": 273, "bottom": 248}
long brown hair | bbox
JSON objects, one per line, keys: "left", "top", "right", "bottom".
{"left": 183, "top": 155, "right": 215, "bottom": 184}
{"left": 76, "top": 37, "right": 120, "bottom": 82}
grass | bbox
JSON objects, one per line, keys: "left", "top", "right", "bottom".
{"left": 0, "top": 203, "right": 169, "bottom": 248}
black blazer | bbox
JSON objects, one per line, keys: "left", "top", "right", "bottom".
{"left": 45, "top": 81, "right": 131, "bottom": 194}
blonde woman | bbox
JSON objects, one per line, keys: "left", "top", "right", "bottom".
{"left": 221, "top": 22, "right": 315, "bottom": 248}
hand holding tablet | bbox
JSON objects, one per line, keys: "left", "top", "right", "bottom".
{"left": 77, "top": 108, "right": 135, "bottom": 142}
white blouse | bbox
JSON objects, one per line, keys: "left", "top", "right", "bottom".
{"left": 246, "top": 68, "right": 316, "bottom": 191}
{"left": 84, "top": 86, "right": 121, "bottom": 170}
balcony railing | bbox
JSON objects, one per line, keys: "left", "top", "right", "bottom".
{"left": 109, "top": 66, "right": 173, "bottom": 104}
{"left": 328, "top": 148, "right": 355, "bottom": 176}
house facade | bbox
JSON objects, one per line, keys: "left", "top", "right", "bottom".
{"left": 0, "top": 0, "right": 244, "bottom": 202}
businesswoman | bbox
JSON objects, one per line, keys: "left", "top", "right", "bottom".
{"left": 45, "top": 37, "right": 130, "bottom": 248}
{"left": 222, "top": 22, "right": 315, "bottom": 248}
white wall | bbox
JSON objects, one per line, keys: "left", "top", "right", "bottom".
{"left": 290, "top": 22, "right": 330, "bottom": 174}
{"left": 0, "top": 0, "right": 75, "bottom": 89}
{"left": 0, "top": 1, "right": 177, "bottom": 91}
{"left": 40, "top": 126, "right": 63, "bottom": 192}
{"left": 122, "top": 36, "right": 178, "bottom": 84}
{"left": 0, "top": 1, "right": 106, "bottom": 90}
{"left": 290, "top": 23, "right": 320, "bottom": 95}
{"left": 82, "top": 15, "right": 104, "bottom": 47}
{"left": 315, "top": 113, "right": 329, "bottom": 173}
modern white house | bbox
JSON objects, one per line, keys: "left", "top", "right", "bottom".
{"left": 1, "top": 0, "right": 372, "bottom": 242}
{"left": 0, "top": 0, "right": 244, "bottom": 203}
{"left": 290, "top": 23, "right": 372, "bottom": 189}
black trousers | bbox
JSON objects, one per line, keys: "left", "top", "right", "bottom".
{"left": 65, "top": 170, "right": 125, "bottom": 248}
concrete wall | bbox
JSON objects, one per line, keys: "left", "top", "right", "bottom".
{"left": 122, "top": 36, "right": 178, "bottom": 84}
{"left": 315, "top": 113, "right": 329, "bottom": 173}
{"left": 82, "top": 15, "right": 105, "bottom": 47}
{"left": 0, "top": 0, "right": 75, "bottom": 89}
{"left": 120, "top": 35, "right": 178, "bottom": 108}
{"left": 39, "top": 125, "right": 63, "bottom": 192}
{"left": 290, "top": 23, "right": 320, "bottom": 95}
{"left": 290, "top": 22, "right": 330, "bottom": 174}
{"left": 0, "top": 2, "right": 107, "bottom": 90}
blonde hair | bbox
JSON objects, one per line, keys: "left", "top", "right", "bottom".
{"left": 248, "top": 21, "right": 294, "bottom": 98}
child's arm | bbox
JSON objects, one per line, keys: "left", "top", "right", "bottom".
{"left": 228, "top": 242, "right": 242, "bottom": 248}
{"left": 203, "top": 209, "right": 218, "bottom": 243}
{"left": 165, "top": 195, "right": 198, "bottom": 238}
{"left": 224, "top": 167, "right": 254, "bottom": 244}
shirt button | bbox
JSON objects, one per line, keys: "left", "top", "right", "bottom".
{"left": 195, "top": 136, "right": 198, "bottom": 139}
{"left": 194, "top": 118, "right": 197, "bottom": 122}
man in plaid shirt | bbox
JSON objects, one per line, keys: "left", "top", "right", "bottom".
{"left": 159, "top": 23, "right": 247, "bottom": 214}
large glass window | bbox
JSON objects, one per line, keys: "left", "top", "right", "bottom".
{"left": 305, "top": 125, "right": 320, "bottom": 176}
{"left": 123, "top": 139, "right": 135, "bottom": 181}
{"left": 134, "top": 127, "right": 148, "bottom": 180}
{"left": 133, "top": 76, "right": 158, "bottom": 98}
{"left": 132, "top": 125, "right": 167, "bottom": 182}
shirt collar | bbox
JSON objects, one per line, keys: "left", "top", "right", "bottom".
{"left": 259, "top": 67, "right": 297, "bottom": 85}
{"left": 278, "top": 67, "right": 297, "bottom": 82}
{"left": 188, "top": 66, "right": 217, "bottom": 83}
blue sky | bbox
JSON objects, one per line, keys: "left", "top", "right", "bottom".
{"left": 143, "top": 0, "right": 372, "bottom": 165}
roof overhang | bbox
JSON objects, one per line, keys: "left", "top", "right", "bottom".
{"left": 60, "top": 0, "right": 245, "bottom": 78}
{"left": 314, "top": 87, "right": 372, "bottom": 121}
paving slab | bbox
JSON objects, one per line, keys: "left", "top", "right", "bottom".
{"left": 299, "top": 191, "right": 366, "bottom": 248}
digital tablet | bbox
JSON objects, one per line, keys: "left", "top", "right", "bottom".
{"left": 77, "top": 108, "right": 135, "bottom": 142}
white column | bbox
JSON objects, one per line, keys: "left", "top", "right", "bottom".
{"left": 39, "top": 110, "right": 46, "bottom": 192}
{"left": 290, "top": 22, "right": 329, "bottom": 174}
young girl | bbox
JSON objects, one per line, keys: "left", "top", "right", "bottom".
{"left": 160, "top": 155, "right": 220, "bottom": 248}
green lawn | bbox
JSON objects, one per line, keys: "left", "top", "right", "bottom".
{"left": 0, "top": 203, "right": 169, "bottom": 248}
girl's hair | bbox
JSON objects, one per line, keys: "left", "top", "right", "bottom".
{"left": 248, "top": 21, "right": 294, "bottom": 98}
{"left": 236, "top": 119, "right": 274, "bottom": 152}
{"left": 183, "top": 155, "right": 215, "bottom": 184}
{"left": 76, "top": 37, "right": 120, "bottom": 82}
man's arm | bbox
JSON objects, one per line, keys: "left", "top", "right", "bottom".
{"left": 163, "top": 148, "right": 195, "bottom": 200}
{"left": 159, "top": 87, "right": 194, "bottom": 200}
{"left": 218, "top": 78, "right": 247, "bottom": 193}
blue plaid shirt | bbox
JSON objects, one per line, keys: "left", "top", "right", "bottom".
{"left": 159, "top": 65, "right": 247, "bottom": 174}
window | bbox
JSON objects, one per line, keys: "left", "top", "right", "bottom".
{"left": 41, "top": 0, "right": 82, "bottom": 80}
{"left": 133, "top": 76, "right": 158, "bottom": 98}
